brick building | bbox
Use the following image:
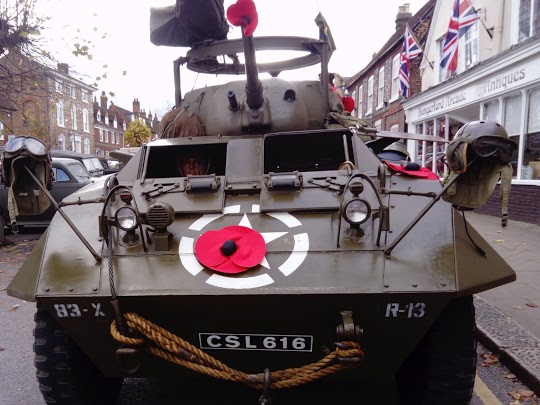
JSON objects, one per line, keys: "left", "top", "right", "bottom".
{"left": 345, "top": 2, "right": 436, "bottom": 134}
{"left": 93, "top": 95, "right": 160, "bottom": 156}
{"left": 0, "top": 55, "right": 96, "bottom": 152}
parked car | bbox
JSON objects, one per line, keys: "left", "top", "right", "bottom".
{"left": 98, "top": 157, "right": 120, "bottom": 175}
{"left": 50, "top": 150, "right": 105, "bottom": 177}
{"left": 0, "top": 157, "right": 93, "bottom": 231}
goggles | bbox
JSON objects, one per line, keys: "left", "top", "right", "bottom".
{"left": 472, "top": 136, "right": 516, "bottom": 163}
{"left": 4, "top": 136, "right": 48, "bottom": 158}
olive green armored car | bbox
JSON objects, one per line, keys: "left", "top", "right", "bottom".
{"left": 7, "top": 1, "right": 517, "bottom": 404}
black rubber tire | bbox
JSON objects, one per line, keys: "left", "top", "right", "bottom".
{"left": 34, "top": 304, "right": 123, "bottom": 405}
{"left": 396, "top": 296, "right": 477, "bottom": 405}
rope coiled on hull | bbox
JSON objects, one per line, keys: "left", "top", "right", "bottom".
{"left": 111, "top": 312, "right": 364, "bottom": 389}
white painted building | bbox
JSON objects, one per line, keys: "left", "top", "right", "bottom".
{"left": 403, "top": 0, "right": 540, "bottom": 186}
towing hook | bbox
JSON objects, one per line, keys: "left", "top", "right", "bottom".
{"left": 336, "top": 310, "right": 363, "bottom": 341}
{"left": 116, "top": 347, "right": 141, "bottom": 375}
{"left": 258, "top": 368, "right": 272, "bottom": 404}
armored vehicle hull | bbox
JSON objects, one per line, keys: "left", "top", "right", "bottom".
{"left": 7, "top": 1, "right": 516, "bottom": 403}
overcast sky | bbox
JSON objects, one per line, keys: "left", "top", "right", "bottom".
{"left": 40, "top": 0, "right": 428, "bottom": 117}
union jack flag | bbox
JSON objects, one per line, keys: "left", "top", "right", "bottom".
{"left": 399, "top": 25, "right": 422, "bottom": 98}
{"left": 440, "top": 0, "right": 480, "bottom": 77}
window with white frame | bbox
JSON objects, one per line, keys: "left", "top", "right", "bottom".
{"left": 57, "top": 134, "right": 65, "bottom": 150}
{"left": 75, "top": 138, "right": 82, "bottom": 153}
{"left": 357, "top": 85, "right": 364, "bottom": 118}
{"left": 113, "top": 117, "right": 117, "bottom": 129}
{"left": 116, "top": 133, "right": 120, "bottom": 144}
{"left": 391, "top": 54, "right": 400, "bottom": 99}
{"left": 70, "top": 85, "right": 76, "bottom": 98}
{"left": 377, "top": 67, "right": 385, "bottom": 108}
{"left": 82, "top": 109, "right": 89, "bottom": 132}
{"left": 123, "top": 121, "right": 126, "bottom": 130}
{"left": 367, "top": 76, "right": 374, "bottom": 114}
{"left": 99, "top": 128, "right": 104, "bottom": 142}
{"left": 0, "top": 121, "right": 4, "bottom": 140}
{"left": 518, "top": 0, "right": 540, "bottom": 42}
{"left": 55, "top": 80, "right": 63, "bottom": 93}
{"left": 105, "top": 130, "right": 109, "bottom": 143}
{"left": 437, "top": 37, "right": 446, "bottom": 83}
{"left": 97, "top": 110, "right": 101, "bottom": 122}
{"left": 462, "top": 21, "right": 479, "bottom": 70}
{"left": 56, "top": 102, "right": 65, "bottom": 127}
{"left": 84, "top": 138, "right": 90, "bottom": 154}
{"left": 71, "top": 107, "right": 77, "bottom": 130}
{"left": 105, "top": 114, "right": 109, "bottom": 126}
{"left": 81, "top": 90, "right": 88, "bottom": 102}
{"left": 505, "top": 94, "right": 522, "bottom": 136}
{"left": 390, "top": 124, "right": 399, "bottom": 132}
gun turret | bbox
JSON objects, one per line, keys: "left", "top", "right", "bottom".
{"left": 241, "top": 31, "right": 264, "bottom": 110}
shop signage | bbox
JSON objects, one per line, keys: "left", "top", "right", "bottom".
{"left": 408, "top": 56, "right": 540, "bottom": 123}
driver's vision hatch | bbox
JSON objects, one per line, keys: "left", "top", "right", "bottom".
{"left": 263, "top": 130, "right": 354, "bottom": 174}
{"left": 143, "top": 143, "right": 228, "bottom": 179}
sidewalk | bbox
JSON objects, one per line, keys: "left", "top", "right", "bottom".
{"left": 466, "top": 212, "right": 540, "bottom": 394}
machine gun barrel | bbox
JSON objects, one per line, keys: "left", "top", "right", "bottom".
{"left": 241, "top": 31, "right": 264, "bottom": 110}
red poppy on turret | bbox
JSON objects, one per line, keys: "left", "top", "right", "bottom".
{"left": 227, "top": 0, "right": 258, "bottom": 37}
{"left": 195, "top": 225, "right": 266, "bottom": 274}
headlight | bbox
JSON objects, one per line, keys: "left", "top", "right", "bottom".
{"left": 343, "top": 199, "right": 371, "bottom": 225}
{"left": 115, "top": 206, "right": 138, "bottom": 231}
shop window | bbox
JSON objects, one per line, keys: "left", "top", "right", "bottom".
{"left": 483, "top": 100, "right": 500, "bottom": 123}
{"left": 505, "top": 93, "right": 523, "bottom": 177}
{"left": 524, "top": 88, "right": 540, "bottom": 180}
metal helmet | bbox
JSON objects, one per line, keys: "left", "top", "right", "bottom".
{"left": 378, "top": 141, "right": 410, "bottom": 163}
{"left": 446, "top": 120, "right": 517, "bottom": 174}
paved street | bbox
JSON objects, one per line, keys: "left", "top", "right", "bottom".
{"left": 2, "top": 218, "right": 540, "bottom": 404}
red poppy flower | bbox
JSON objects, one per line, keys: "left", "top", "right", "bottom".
{"left": 195, "top": 225, "right": 266, "bottom": 274}
{"left": 226, "top": 0, "right": 258, "bottom": 37}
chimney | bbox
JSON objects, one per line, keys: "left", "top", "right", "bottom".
{"left": 57, "top": 63, "right": 69, "bottom": 75}
{"left": 100, "top": 91, "right": 108, "bottom": 109}
{"left": 142, "top": 109, "right": 147, "bottom": 119}
{"left": 395, "top": 4, "right": 412, "bottom": 30}
{"left": 133, "top": 98, "right": 140, "bottom": 113}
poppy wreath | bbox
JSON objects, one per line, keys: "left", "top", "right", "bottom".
{"left": 195, "top": 225, "right": 266, "bottom": 274}
{"left": 226, "top": 0, "right": 258, "bottom": 37}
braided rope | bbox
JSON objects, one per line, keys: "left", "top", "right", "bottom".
{"left": 111, "top": 312, "right": 364, "bottom": 389}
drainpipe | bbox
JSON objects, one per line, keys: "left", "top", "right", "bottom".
{"left": 494, "top": 0, "right": 505, "bottom": 53}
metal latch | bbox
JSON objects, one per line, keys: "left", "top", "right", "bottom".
{"left": 265, "top": 171, "right": 302, "bottom": 190}
{"left": 141, "top": 182, "right": 180, "bottom": 200}
{"left": 308, "top": 176, "right": 346, "bottom": 196}
{"left": 184, "top": 174, "right": 221, "bottom": 193}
